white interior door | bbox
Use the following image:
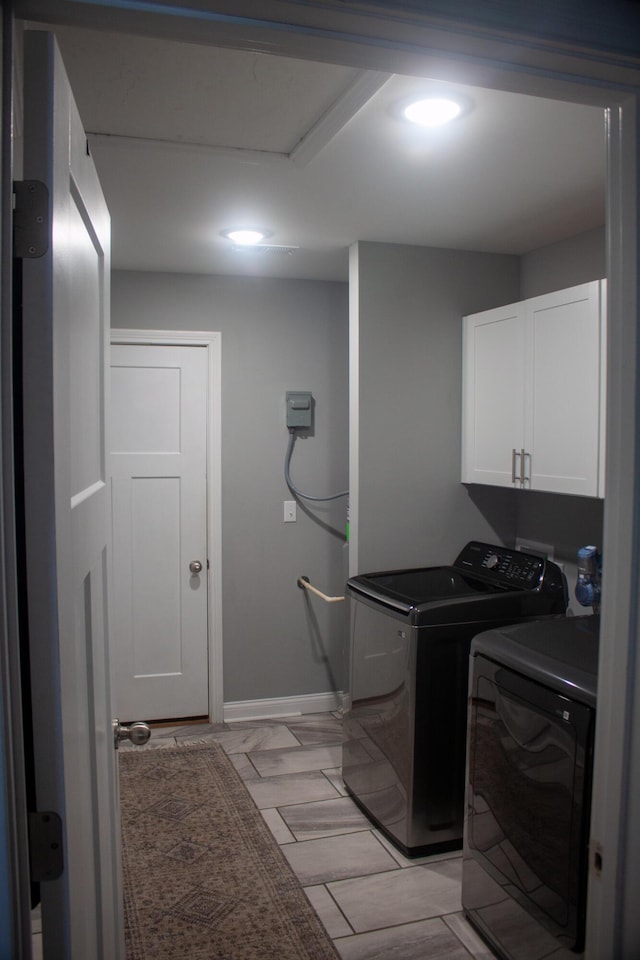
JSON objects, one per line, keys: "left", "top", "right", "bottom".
{"left": 22, "top": 31, "right": 123, "bottom": 958}
{"left": 110, "top": 343, "right": 209, "bottom": 721}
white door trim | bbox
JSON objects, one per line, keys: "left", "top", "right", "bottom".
{"left": 13, "top": 6, "right": 640, "bottom": 954}
{"left": 110, "top": 329, "right": 223, "bottom": 723}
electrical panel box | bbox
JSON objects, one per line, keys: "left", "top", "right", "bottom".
{"left": 286, "top": 391, "right": 313, "bottom": 429}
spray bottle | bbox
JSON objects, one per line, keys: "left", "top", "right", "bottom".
{"left": 575, "top": 545, "right": 602, "bottom": 614}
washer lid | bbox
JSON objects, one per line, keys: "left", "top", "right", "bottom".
{"left": 347, "top": 541, "right": 568, "bottom": 623}
{"left": 352, "top": 566, "right": 504, "bottom": 606}
{"left": 346, "top": 565, "right": 555, "bottom": 626}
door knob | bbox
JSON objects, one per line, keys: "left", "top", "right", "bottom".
{"left": 189, "top": 560, "right": 203, "bottom": 574}
{"left": 113, "top": 719, "right": 151, "bottom": 749}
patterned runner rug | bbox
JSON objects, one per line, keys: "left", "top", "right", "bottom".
{"left": 119, "top": 741, "right": 340, "bottom": 960}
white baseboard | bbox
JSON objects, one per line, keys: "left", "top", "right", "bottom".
{"left": 223, "top": 691, "right": 344, "bottom": 723}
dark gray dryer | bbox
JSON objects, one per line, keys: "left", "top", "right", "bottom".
{"left": 342, "top": 541, "right": 568, "bottom": 857}
{"left": 463, "top": 615, "right": 599, "bottom": 960}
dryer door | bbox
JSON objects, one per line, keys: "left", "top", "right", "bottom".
{"left": 463, "top": 655, "right": 594, "bottom": 959}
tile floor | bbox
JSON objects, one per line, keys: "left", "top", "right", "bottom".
{"left": 130, "top": 711, "right": 496, "bottom": 959}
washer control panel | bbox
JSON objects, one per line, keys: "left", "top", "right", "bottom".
{"left": 455, "top": 541, "right": 545, "bottom": 589}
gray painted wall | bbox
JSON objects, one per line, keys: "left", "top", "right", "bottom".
{"left": 520, "top": 225, "right": 606, "bottom": 299}
{"left": 352, "top": 231, "right": 606, "bottom": 609}
{"left": 112, "top": 272, "right": 349, "bottom": 702}
{"left": 111, "top": 226, "right": 606, "bottom": 705}
{"left": 518, "top": 226, "right": 606, "bottom": 608}
{"left": 353, "top": 241, "right": 520, "bottom": 572}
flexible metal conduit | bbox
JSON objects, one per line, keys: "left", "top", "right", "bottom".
{"left": 285, "top": 430, "right": 349, "bottom": 502}
{"left": 297, "top": 576, "right": 345, "bottom": 603}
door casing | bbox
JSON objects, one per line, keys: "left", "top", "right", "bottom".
{"left": 2, "top": 4, "right": 639, "bottom": 958}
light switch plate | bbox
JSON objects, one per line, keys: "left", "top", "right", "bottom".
{"left": 284, "top": 500, "right": 297, "bottom": 522}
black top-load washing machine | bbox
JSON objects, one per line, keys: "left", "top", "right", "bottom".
{"left": 462, "top": 615, "right": 599, "bottom": 960}
{"left": 341, "top": 540, "right": 568, "bottom": 857}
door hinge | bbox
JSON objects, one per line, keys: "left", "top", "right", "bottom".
{"left": 13, "top": 180, "right": 50, "bottom": 259}
{"left": 28, "top": 811, "right": 64, "bottom": 882}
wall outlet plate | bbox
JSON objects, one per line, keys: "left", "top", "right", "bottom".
{"left": 284, "top": 500, "right": 297, "bottom": 522}
{"left": 515, "top": 538, "right": 554, "bottom": 560}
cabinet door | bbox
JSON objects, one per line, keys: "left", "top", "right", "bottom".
{"left": 525, "top": 280, "right": 605, "bottom": 496}
{"left": 462, "top": 302, "right": 526, "bottom": 486}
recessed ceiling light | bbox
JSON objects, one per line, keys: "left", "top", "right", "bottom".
{"left": 221, "top": 228, "right": 272, "bottom": 246}
{"left": 401, "top": 95, "right": 469, "bottom": 128}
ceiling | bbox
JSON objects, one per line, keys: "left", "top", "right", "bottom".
{"left": 30, "top": 24, "right": 606, "bottom": 282}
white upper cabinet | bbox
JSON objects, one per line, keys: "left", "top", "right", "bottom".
{"left": 461, "top": 300, "right": 527, "bottom": 487}
{"left": 462, "top": 280, "right": 606, "bottom": 498}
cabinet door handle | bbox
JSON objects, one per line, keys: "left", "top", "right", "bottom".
{"left": 522, "top": 449, "right": 529, "bottom": 486}
{"left": 512, "top": 448, "right": 521, "bottom": 485}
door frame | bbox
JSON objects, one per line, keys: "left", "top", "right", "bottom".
{"left": 110, "top": 329, "right": 223, "bottom": 723}
{"left": 3, "top": 3, "right": 639, "bottom": 957}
